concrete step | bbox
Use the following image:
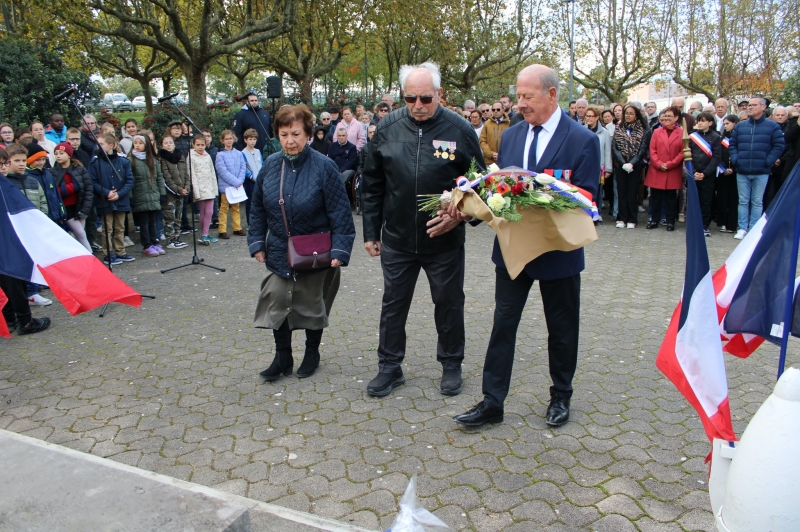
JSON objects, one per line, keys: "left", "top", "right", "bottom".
{"left": 0, "top": 430, "right": 376, "bottom": 532}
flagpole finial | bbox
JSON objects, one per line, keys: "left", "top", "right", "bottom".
{"left": 682, "top": 118, "right": 692, "bottom": 162}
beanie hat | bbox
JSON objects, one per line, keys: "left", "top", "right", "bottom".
{"left": 25, "top": 142, "right": 48, "bottom": 164}
{"left": 54, "top": 141, "right": 73, "bottom": 157}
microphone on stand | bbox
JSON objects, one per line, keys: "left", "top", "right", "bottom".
{"left": 158, "top": 92, "right": 179, "bottom": 103}
{"left": 53, "top": 87, "right": 77, "bottom": 102}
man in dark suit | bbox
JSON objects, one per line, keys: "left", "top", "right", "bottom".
{"left": 453, "top": 64, "right": 600, "bottom": 428}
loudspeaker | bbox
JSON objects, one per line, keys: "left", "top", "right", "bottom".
{"left": 266, "top": 76, "right": 282, "bottom": 99}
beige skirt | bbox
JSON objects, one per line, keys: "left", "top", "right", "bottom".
{"left": 253, "top": 268, "right": 341, "bottom": 330}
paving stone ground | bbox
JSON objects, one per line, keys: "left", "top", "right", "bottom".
{"left": 1, "top": 212, "right": 796, "bottom": 531}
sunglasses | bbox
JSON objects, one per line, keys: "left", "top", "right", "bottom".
{"left": 378, "top": 108, "right": 389, "bottom": 112}
{"left": 492, "top": 108, "right": 503, "bottom": 111}
{"left": 404, "top": 95, "right": 434, "bottom": 104}
{"left": 322, "top": 117, "right": 330, "bottom": 120}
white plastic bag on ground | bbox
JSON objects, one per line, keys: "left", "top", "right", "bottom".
{"left": 385, "top": 475, "right": 453, "bottom": 532}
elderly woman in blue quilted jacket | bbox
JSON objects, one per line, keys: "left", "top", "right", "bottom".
{"left": 248, "top": 104, "right": 356, "bottom": 382}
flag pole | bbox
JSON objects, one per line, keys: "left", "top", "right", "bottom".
{"left": 776, "top": 190, "right": 800, "bottom": 378}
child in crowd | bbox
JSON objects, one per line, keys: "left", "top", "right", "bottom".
{"left": 0, "top": 123, "right": 14, "bottom": 148}
{"left": 89, "top": 133, "right": 136, "bottom": 265}
{"left": 159, "top": 135, "right": 189, "bottom": 249}
{"left": 0, "top": 146, "right": 51, "bottom": 335}
{"left": 202, "top": 129, "right": 220, "bottom": 229}
{"left": 689, "top": 112, "right": 722, "bottom": 237}
{"left": 241, "top": 128, "right": 262, "bottom": 223}
{"left": 214, "top": 129, "right": 246, "bottom": 239}
{"left": 30, "top": 121, "right": 56, "bottom": 166}
{"left": 129, "top": 135, "right": 166, "bottom": 257}
{"left": 50, "top": 142, "right": 93, "bottom": 251}
{"left": 25, "top": 143, "right": 65, "bottom": 226}
{"left": 119, "top": 119, "right": 139, "bottom": 154}
{"left": 189, "top": 136, "right": 218, "bottom": 245}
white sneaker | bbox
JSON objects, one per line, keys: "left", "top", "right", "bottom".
{"left": 734, "top": 229, "right": 747, "bottom": 240}
{"left": 123, "top": 236, "right": 134, "bottom": 247}
{"left": 28, "top": 294, "right": 52, "bottom": 306}
{"left": 626, "top": 223, "right": 636, "bottom": 229}
{"left": 638, "top": 206, "right": 645, "bottom": 213}
{"left": 615, "top": 221, "right": 625, "bottom": 228}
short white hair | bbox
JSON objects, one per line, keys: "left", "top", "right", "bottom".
{"left": 464, "top": 99, "right": 475, "bottom": 108}
{"left": 576, "top": 98, "right": 588, "bottom": 105}
{"left": 399, "top": 62, "right": 441, "bottom": 93}
{"left": 774, "top": 106, "right": 788, "bottom": 114}
{"left": 320, "top": 112, "right": 331, "bottom": 119}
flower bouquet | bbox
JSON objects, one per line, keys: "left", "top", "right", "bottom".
{"left": 419, "top": 160, "right": 598, "bottom": 280}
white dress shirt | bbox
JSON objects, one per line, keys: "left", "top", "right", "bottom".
{"left": 522, "top": 107, "right": 562, "bottom": 170}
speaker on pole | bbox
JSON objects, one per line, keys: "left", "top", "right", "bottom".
{"left": 266, "top": 76, "right": 282, "bottom": 99}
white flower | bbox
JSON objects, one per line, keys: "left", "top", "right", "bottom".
{"left": 440, "top": 190, "right": 452, "bottom": 208}
{"left": 487, "top": 194, "right": 506, "bottom": 212}
{"left": 534, "top": 174, "right": 556, "bottom": 185}
{"left": 531, "top": 193, "right": 552, "bottom": 204}
{"left": 487, "top": 163, "right": 500, "bottom": 173}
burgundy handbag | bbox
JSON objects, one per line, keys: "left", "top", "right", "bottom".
{"left": 279, "top": 161, "right": 331, "bottom": 270}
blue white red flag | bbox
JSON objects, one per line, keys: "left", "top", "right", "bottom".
{"left": 721, "top": 164, "right": 800, "bottom": 346}
{"left": 657, "top": 163, "right": 736, "bottom": 449}
{"left": 0, "top": 175, "right": 141, "bottom": 329}
{"left": 0, "top": 289, "right": 8, "bottom": 338}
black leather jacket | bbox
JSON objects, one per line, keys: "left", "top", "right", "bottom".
{"left": 361, "top": 105, "right": 484, "bottom": 254}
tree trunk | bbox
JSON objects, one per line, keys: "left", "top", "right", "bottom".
{"left": 140, "top": 81, "right": 154, "bottom": 115}
{"left": 161, "top": 73, "right": 173, "bottom": 98}
{"left": 235, "top": 74, "right": 248, "bottom": 96}
{"left": 184, "top": 64, "right": 209, "bottom": 108}
{"left": 299, "top": 78, "right": 312, "bottom": 105}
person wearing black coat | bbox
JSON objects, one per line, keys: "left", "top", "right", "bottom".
{"left": 327, "top": 128, "right": 359, "bottom": 185}
{"left": 310, "top": 126, "right": 331, "bottom": 155}
{"left": 715, "top": 115, "right": 739, "bottom": 233}
{"left": 233, "top": 93, "right": 272, "bottom": 152}
{"left": 51, "top": 142, "right": 94, "bottom": 251}
{"left": 688, "top": 113, "right": 722, "bottom": 233}
{"left": 781, "top": 115, "right": 800, "bottom": 181}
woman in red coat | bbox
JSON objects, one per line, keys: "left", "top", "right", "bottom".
{"left": 645, "top": 106, "right": 684, "bottom": 231}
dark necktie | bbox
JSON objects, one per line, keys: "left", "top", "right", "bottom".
{"left": 527, "top": 125, "right": 543, "bottom": 170}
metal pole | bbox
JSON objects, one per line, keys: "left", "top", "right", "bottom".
{"left": 568, "top": 0, "right": 575, "bottom": 102}
{"left": 364, "top": 36, "right": 368, "bottom": 99}
{"left": 776, "top": 191, "right": 800, "bottom": 379}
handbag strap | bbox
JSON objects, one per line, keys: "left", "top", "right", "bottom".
{"left": 278, "top": 160, "right": 291, "bottom": 237}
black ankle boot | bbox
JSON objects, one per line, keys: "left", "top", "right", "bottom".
{"left": 297, "top": 329, "right": 322, "bottom": 378}
{"left": 260, "top": 324, "right": 293, "bottom": 381}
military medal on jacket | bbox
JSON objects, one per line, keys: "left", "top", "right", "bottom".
{"left": 433, "top": 140, "right": 456, "bottom": 160}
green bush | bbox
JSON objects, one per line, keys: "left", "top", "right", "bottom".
{"left": 0, "top": 39, "right": 99, "bottom": 128}
{"left": 143, "top": 101, "right": 238, "bottom": 140}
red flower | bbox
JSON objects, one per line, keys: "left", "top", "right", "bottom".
{"left": 511, "top": 183, "right": 524, "bottom": 196}
{"left": 496, "top": 182, "right": 511, "bottom": 195}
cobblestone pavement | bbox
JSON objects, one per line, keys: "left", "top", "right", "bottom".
{"left": 1, "top": 215, "right": 795, "bottom": 531}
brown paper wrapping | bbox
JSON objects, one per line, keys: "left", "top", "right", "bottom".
{"left": 452, "top": 188, "right": 598, "bottom": 279}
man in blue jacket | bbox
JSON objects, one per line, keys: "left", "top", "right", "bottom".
{"left": 453, "top": 64, "right": 600, "bottom": 428}
{"left": 729, "top": 97, "right": 785, "bottom": 240}
{"left": 327, "top": 127, "right": 359, "bottom": 186}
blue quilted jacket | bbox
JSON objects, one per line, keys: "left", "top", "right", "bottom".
{"left": 729, "top": 115, "right": 785, "bottom": 175}
{"left": 247, "top": 147, "right": 356, "bottom": 278}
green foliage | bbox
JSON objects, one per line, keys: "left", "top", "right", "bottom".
{"left": 777, "top": 73, "right": 800, "bottom": 106}
{"left": 0, "top": 38, "right": 100, "bottom": 127}
{"left": 142, "top": 102, "right": 238, "bottom": 140}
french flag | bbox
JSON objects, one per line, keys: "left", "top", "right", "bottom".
{"left": 712, "top": 163, "right": 800, "bottom": 356}
{"left": 0, "top": 175, "right": 141, "bottom": 334}
{"left": 656, "top": 168, "right": 736, "bottom": 450}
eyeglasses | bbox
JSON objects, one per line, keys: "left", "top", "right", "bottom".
{"left": 481, "top": 109, "right": 491, "bottom": 113}
{"left": 491, "top": 108, "right": 503, "bottom": 111}
{"left": 404, "top": 95, "right": 434, "bottom": 104}
{"left": 322, "top": 117, "right": 330, "bottom": 120}
{"left": 0, "top": 161, "right": 9, "bottom": 167}
{"left": 378, "top": 109, "right": 389, "bottom": 113}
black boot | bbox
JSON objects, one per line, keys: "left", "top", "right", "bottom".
{"left": 297, "top": 329, "right": 322, "bottom": 378}
{"left": 260, "top": 324, "right": 293, "bottom": 381}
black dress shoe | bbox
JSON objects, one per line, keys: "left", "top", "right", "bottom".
{"left": 646, "top": 221, "right": 659, "bottom": 229}
{"left": 440, "top": 368, "right": 463, "bottom": 395}
{"left": 546, "top": 396, "right": 570, "bottom": 426}
{"left": 453, "top": 400, "right": 504, "bottom": 427}
{"left": 666, "top": 224, "right": 675, "bottom": 232}
{"left": 367, "top": 369, "right": 405, "bottom": 397}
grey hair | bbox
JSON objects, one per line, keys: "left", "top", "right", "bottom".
{"left": 645, "top": 100, "right": 656, "bottom": 107}
{"left": 464, "top": 99, "right": 475, "bottom": 108}
{"left": 539, "top": 68, "right": 560, "bottom": 97}
{"left": 576, "top": 98, "right": 588, "bottom": 105}
{"left": 774, "top": 106, "right": 788, "bottom": 114}
{"left": 320, "top": 112, "right": 331, "bottom": 119}
{"left": 399, "top": 62, "right": 442, "bottom": 92}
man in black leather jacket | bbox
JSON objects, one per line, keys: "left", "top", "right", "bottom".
{"left": 361, "top": 62, "right": 485, "bottom": 398}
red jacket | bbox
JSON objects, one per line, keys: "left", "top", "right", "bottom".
{"left": 645, "top": 126, "right": 685, "bottom": 190}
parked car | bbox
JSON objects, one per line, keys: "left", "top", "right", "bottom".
{"left": 132, "top": 96, "right": 158, "bottom": 111}
{"left": 103, "top": 93, "right": 132, "bottom": 112}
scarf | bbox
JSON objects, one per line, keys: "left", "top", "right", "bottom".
{"left": 159, "top": 148, "right": 182, "bottom": 164}
{"left": 282, "top": 145, "right": 308, "bottom": 161}
{"left": 132, "top": 150, "right": 147, "bottom": 160}
{"left": 614, "top": 121, "right": 644, "bottom": 160}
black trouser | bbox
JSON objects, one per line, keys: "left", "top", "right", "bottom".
{"left": 715, "top": 173, "right": 738, "bottom": 230}
{"left": 482, "top": 268, "right": 581, "bottom": 409}
{"left": 764, "top": 167, "right": 786, "bottom": 210}
{"left": 650, "top": 189, "right": 678, "bottom": 225}
{"left": 0, "top": 274, "right": 32, "bottom": 326}
{"left": 85, "top": 203, "right": 98, "bottom": 248}
{"left": 603, "top": 174, "right": 615, "bottom": 214}
{"left": 243, "top": 179, "right": 255, "bottom": 226}
{"left": 272, "top": 320, "right": 323, "bottom": 354}
{"left": 615, "top": 166, "right": 640, "bottom": 224}
{"left": 181, "top": 196, "right": 191, "bottom": 229}
{"left": 377, "top": 244, "right": 465, "bottom": 373}
{"left": 696, "top": 174, "right": 716, "bottom": 229}
{"left": 134, "top": 210, "right": 158, "bottom": 249}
